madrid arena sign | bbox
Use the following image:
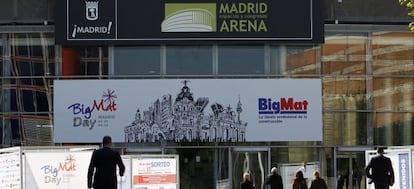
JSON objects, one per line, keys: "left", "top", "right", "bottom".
{"left": 55, "top": 0, "right": 324, "bottom": 45}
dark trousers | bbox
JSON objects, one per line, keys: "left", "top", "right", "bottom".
{"left": 374, "top": 183, "right": 389, "bottom": 189}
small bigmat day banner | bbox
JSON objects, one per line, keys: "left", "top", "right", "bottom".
{"left": 24, "top": 151, "right": 92, "bottom": 189}
{"left": 53, "top": 79, "right": 322, "bottom": 143}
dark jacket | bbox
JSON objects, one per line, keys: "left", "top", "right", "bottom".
{"left": 266, "top": 173, "right": 283, "bottom": 189}
{"left": 292, "top": 179, "right": 307, "bottom": 189}
{"left": 337, "top": 174, "right": 345, "bottom": 189}
{"left": 310, "top": 178, "right": 328, "bottom": 189}
{"left": 241, "top": 180, "right": 255, "bottom": 189}
{"left": 365, "top": 154, "right": 395, "bottom": 186}
{"left": 87, "top": 146, "right": 125, "bottom": 189}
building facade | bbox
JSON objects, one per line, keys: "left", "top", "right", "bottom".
{"left": 0, "top": 0, "right": 413, "bottom": 188}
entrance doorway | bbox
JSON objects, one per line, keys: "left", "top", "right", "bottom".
{"left": 231, "top": 147, "right": 269, "bottom": 189}
{"left": 336, "top": 148, "right": 367, "bottom": 189}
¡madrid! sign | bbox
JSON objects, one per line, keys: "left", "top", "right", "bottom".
{"left": 55, "top": 0, "right": 324, "bottom": 45}
{"left": 53, "top": 79, "right": 322, "bottom": 143}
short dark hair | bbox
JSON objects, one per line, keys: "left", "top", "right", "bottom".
{"left": 377, "top": 147, "right": 385, "bottom": 154}
{"left": 102, "top": 136, "right": 112, "bottom": 146}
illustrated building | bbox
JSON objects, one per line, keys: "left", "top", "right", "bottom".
{"left": 125, "top": 81, "right": 247, "bottom": 143}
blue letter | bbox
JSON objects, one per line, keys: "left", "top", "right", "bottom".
{"left": 258, "top": 98, "right": 268, "bottom": 110}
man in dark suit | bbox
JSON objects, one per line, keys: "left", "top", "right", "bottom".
{"left": 88, "top": 136, "right": 125, "bottom": 189}
{"left": 365, "top": 147, "right": 394, "bottom": 189}
{"left": 265, "top": 167, "right": 283, "bottom": 189}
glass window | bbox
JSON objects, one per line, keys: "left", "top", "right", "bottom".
{"left": 373, "top": 112, "right": 414, "bottom": 145}
{"left": 81, "top": 61, "right": 100, "bottom": 76}
{"left": 0, "top": 37, "right": 2, "bottom": 115}
{"left": 113, "top": 46, "right": 160, "bottom": 75}
{"left": 42, "top": 35, "right": 55, "bottom": 76}
{"left": 372, "top": 77, "right": 414, "bottom": 111}
{"left": 79, "top": 47, "right": 108, "bottom": 76}
{"left": 0, "top": 37, "right": 3, "bottom": 77}
{"left": 218, "top": 46, "right": 264, "bottom": 75}
{"left": 323, "top": 76, "right": 368, "bottom": 110}
{"left": 372, "top": 32, "right": 414, "bottom": 75}
{"left": 323, "top": 112, "right": 368, "bottom": 145}
{"left": 285, "top": 45, "right": 320, "bottom": 75}
{"left": 2, "top": 33, "right": 55, "bottom": 146}
{"left": 269, "top": 46, "right": 282, "bottom": 75}
{"left": 164, "top": 148, "right": 220, "bottom": 189}
{"left": 322, "top": 33, "right": 368, "bottom": 75}
{"left": 19, "top": 115, "right": 53, "bottom": 145}
{"left": 4, "top": 78, "right": 50, "bottom": 113}
{"left": 10, "top": 33, "right": 55, "bottom": 77}
{"left": 166, "top": 46, "right": 212, "bottom": 75}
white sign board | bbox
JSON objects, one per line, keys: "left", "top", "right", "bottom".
{"left": 24, "top": 151, "right": 93, "bottom": 189}
{"left": 0, "top": 148, "right": 21, "bottom": 189}
{"left": 131, "top": 156, "right": 179, "bottom": 189}
{"left": 118, "top": 156, "right": 131, "bottom": 189}
{"left": 365, "top": 148, "right": 412, "bottom": 189}
{"left": 54, "top": 79, "right": 322, "bottom": 143}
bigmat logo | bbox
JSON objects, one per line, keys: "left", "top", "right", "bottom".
{"left": 40, "top": 155, "right": 77, "bottom": 186}
{"left": 258, "top": 97, "right": 309, "bottom": 123}
{"left": 67, "top": 89, "right": 117, "bottom": 130}
{"left": 258, "top": 97, "right": 308, "bottom": 114}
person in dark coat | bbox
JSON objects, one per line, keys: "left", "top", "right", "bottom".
{"left": 241, "top": 172, "right": 255, "bottom": 189}
{"left": 352, "top": 168, "right": 362, "bottom": 189}
{"left": 337, "top": 171, "right": 345, "bottom": 189}
{"left": 88, "top": 136, "right": 125, "bottom": 189}
{"left": 310, "top": 170, "right": 328, "bottom": 189}
{"left": 266, "top": 167, "right": 283, "bottom": 189}
{"left": 365, "top": 147, "right": 395, "bottom": 189}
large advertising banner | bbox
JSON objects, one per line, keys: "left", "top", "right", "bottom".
{"left": 24, "top": 151, "right": 93, "bottom": 189}
{"left": 365, "top": 149, "right": 412, "bottom": 189}
{"left": 55, "top": 0, "right": 323, "bottom": 45}
{"left": 131, "top": 156, "right": 179, "bottom": 189}
{"left": 54, "top": 79, "right": 322, "bottom": 143}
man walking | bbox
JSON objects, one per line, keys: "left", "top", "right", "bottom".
{"left": 365, "top": 147, "right": 394, "bottom": 189}
{"left": 265, "top": 167, "right": 283, "bottom": 189}
{"left": 88, "top": 136, "right": 125, "bottom": 189}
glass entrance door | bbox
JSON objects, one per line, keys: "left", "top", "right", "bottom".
{"left": 336, "top": 152, "right": 366, "bottom": 189}
{"left": 231, "top": 147, "right": 269, "bottom": 189}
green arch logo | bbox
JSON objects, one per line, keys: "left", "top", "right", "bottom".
{"left": 162, "top": 3, "right": 217, "bottom": 32}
